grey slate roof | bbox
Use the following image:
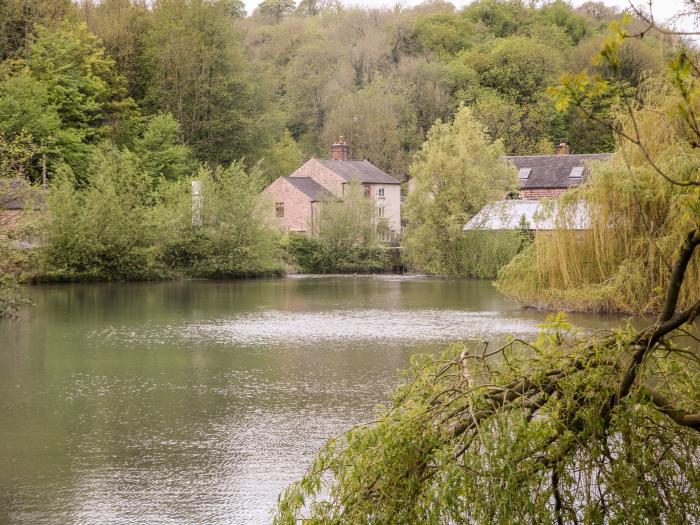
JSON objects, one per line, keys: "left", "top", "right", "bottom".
{"left": 282, "top": 177, "right": 332, "bottom": 201}
{"left": 317, "top": 159, "right": 400, "bottom": 184}
{"left": 506, "top": 154, "right": 612, "bottom": 189}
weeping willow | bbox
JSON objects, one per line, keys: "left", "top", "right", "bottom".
{"left": 275, "top": 312, "right": 700, "bottom": 524}
{"left": 498, "top": 86, "right": 700, "bottom": 314}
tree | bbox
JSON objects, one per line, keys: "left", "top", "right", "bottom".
{"left": 255, "top": 0, "right": 295, "bottom": 24}
{"left": 472, "top": 92, "right": 555, "bottom": 155}
{"left": 133, "top": 113, "right": 194, "bottom": 181}
{"left": 144, "top": 0, "right": 278, "bottom": 165}
{"left": 27, "top": 23, "right": 136, "bottom": 142}
{"left": 470, "top": 36, "right": 563, "bottom": 105}
{"left": 322, "top": 80, "right": 419, "bottom": 179}
{"left": 258, "top": 129, "right": 303, "bottom": 183}
{"left": 403, "top": 105, "right": 517, "bottom": 274}
{"left": 274, "top": 10, "right": 700, "bottom": 523}
{"left": 0, "top": 0, "right": 73, "bottom": 61}
{"left": 0, "top": 69, "right": 88, "bottom": 180}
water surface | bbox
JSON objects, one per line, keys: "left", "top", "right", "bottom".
{"left": 0, "top": 277, "right": 631, "bottom": 524}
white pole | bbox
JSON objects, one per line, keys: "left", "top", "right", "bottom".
{"left": 192, "top": 180, "right": 202, "bottom": 226}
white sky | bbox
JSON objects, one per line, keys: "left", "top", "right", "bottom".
{"left": 243, "top": 0, "right": 693, "bottom": 29}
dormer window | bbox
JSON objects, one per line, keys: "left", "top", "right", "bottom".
{"left": 570, "top": 166, "right": 584, "bottom": 178}
{"left": 518, "top": 168, "right": 531, "bottom": 180}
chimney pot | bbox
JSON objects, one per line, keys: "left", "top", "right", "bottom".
{"left": 331, "top": 136, "right": 349, "bottom": 161}
{"left": 556, "top": 141, "right": 570, "bottom": 155}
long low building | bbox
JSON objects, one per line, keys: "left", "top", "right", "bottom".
{"left": 464, "top": 199, "right": 590, "bottom": 231}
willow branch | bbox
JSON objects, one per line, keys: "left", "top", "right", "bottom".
{"left": 639, "top": 386, "right": 700, "bottom": 431}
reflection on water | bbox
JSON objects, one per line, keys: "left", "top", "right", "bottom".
{"left": 0, "top": 277, "right": 632, "bottom": 524}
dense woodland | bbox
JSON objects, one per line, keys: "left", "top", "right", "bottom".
{"left": 0, "top": 0, "right": 675, "bottom": 184}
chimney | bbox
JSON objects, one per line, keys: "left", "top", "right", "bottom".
{"left": 331, "top": 135, "right": 349, "bottom": 161}
{"left": 556, "top": 141, "right": 570, "bottom": 155}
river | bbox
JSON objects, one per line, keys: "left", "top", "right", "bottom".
{"left": 0, "top": 276, "right": 632, "bottom": 524}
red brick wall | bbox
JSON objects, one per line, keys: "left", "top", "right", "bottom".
{"left": 263, "top": 178, "right": 313, "bottom": 233}
{"left": 290, "top": 159, "right": 344, "bottom": 197}
{"left": 520, "top": 188, "right": 568, "bottom": 200}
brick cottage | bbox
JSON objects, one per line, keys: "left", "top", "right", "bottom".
{"left": 264, "top": 137, "right": 401, "bottom": 235}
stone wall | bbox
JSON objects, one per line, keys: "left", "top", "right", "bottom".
{"left": 520, "top": 187, "right": 568, "bottom": 200}
{"left": 263, "top": 178, "right": 313, "bottom": 233}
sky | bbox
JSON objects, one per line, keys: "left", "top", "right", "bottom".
{"left": 242, "top": 0, "right": 694, "bottom": 30}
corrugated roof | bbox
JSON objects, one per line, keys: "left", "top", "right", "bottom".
{"left": 506, "top": 153, "right": 611, "bottom": 189}
{"left": 317, "top": 159, "right": 400, "bottom": 184}
{"left": 463, "top": 199, "right": 590, "bottom": 231}
{"left": 282, "top": 177, "right": 332, "bottom": 201}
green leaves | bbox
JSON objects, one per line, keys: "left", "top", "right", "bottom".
{"left": 403, "top": 105, "right": 517, "bottom": 275}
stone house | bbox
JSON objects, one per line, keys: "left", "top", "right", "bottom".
{"left": 509, "top": 143, "right": 612, "bottom": 200}
{"left": 264, "top": 137, "right": 402, "bottom": 235}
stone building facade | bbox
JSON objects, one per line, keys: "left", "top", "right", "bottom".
{"left": 508, "top": 146, "right": 612, "bottom": 200}
{"left": 264, "top": 138, "right": 402, "bottom": 235}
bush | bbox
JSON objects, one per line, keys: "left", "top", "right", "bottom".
{"left": 441, "top": 230, "right": 528, "bottom": 278}
{"left": 0, "top": 273, "right": 24, "bottom": 318}
{"left": 40, "top": 148, "right": 167, "bottom": 281}
{"left": 283, "top": 181, "right": 392, "bottom": 274}
{"left": 40, "top": 149, "right": 282, "bottom": 281}
{"left": 155, "top": 163, "right": 283, "bottom": 278}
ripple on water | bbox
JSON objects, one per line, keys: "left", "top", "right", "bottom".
{"left": 92, "top": 309, "right": 541, "bottom": 348}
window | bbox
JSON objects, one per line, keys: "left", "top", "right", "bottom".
{"left": 378, "top": 205, "right": 385, "bottom": 218}
{"left": 275, "top": 202, "right": 284, "bottom": 217}
{"left": 570, "top": 166, "right": 584, "bottom": 178}
{"left": 518, "top": 168, "right": 531, "bottom": 180}
{"left": 378, "top": 187, "right": 385, "bottom": 197}
{"left": 364, "top": 185, "right": 370, "bottom": 198}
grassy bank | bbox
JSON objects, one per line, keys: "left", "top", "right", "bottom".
{"left": 497, "top": 93, "right": 700, "bottom": 315}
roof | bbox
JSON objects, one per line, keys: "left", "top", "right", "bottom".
{"left": 317, "top": 159, "right": 400, "bottom": 184}
{"left": 506, "top": 153, "right": 612, "bottom": 190}
{"left": 0, "top": 179, "right": 42, "bottom": 210}
{"left": 282, "top": 177, "right": 332, "bottom": 201}
{"left": 463, "top": 200, "right": 590, "bottom": 231}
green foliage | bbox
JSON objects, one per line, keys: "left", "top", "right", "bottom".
{"left": 41, "top": 147, "right": 163, "bottom": 281}
{"left": 0, "top": 69, "right": 87, "bottom": 179}
{"left": 275, "top": 317, "right": 700, "bottom": 523}
{"left": 284, "top": 181, "right": 391, "bottom": 273}
{"left": 0, "top": 130, "right": 38, "bottom": 178}
{"left": 2, "top": 0, "right": 660, "bottom": 183}
{"left": 40, "top": 148, "right": 281, "bottom": 281}
{"left": 144, "top": 0, "right": 278, "bottom": 166}
{"left": 322, "top": 81, "right": 419, "bottom": 178}
{"left": 259, "top": 129, "right": 303, "bottom": 183}
{"left": 0, "top": 273, "right": 25, "bottom": 318}
{"left": 157, "top": 164, "right": 283, "bottom": 278}
{"left": 403, "top": 106, "right": 517, "bottom": 275}
{"left": 133, "top": 113, "right": 194, "bottom": 181}
{"left": 445, "top": 230, "right": 530, "bottom": 279}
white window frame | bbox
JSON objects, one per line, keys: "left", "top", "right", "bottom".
{"left": 378, "top": 187, "right": 385, "bottom": 198}
{"left": 378, "top": 205, "right": 385, "bottom": 218}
